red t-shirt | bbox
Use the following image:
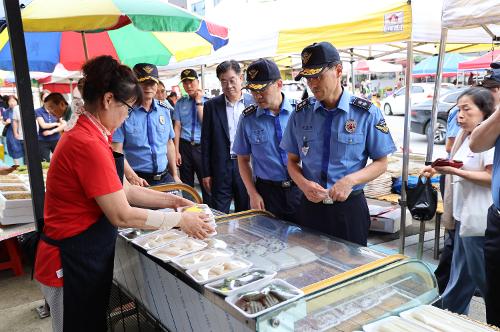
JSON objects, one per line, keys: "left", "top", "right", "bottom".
{"left": 35, "top": 115, "right": 123, "bottom": 287}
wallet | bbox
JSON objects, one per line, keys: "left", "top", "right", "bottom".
{"left": 431, "top": 158, "right": 463, "bottom": 168}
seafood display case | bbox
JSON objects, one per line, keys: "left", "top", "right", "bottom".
{"left": 113, "top": 211, "right": 438, "bottom": 332}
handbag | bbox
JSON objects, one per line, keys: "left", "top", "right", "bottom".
{"left": 406, "top": 176, "right": 437, "bottom": 221}
{"left": 456, "top": 180, "right": 491, "bottom": 237}
{"left": 1, "top": 123, "right": 10, "bottom": 137}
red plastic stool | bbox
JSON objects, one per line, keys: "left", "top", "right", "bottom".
{"left": 0, "top": 238, "right": 24, "bottom": 276}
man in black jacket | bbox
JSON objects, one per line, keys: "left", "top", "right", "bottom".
{"left": 201, "top": 60, "right": 253, "bottom": 213}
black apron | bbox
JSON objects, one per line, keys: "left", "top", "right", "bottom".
{"left": 40, "top": 151, "right": 124, "bottom": 332}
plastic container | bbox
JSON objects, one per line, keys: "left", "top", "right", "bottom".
{"left": 205, "top": 268, "right": 276, "bottom": 297}
{"left": 172, "top": 248, "right": 233, "bottom": 270}
{"left": 148, "top": 238, "right": 207, "bottom": 262}
{"left": 119, "top": 228, "right": 157, "bottom": 241}
{"left": 225, "top": 279, "right": 304, "bottom": 318}
{"left": 186, "top": 257, "right": 252, "bottom": 284}
{"left": 363, "top": 316, "right": 433, "bottom": 332}
{"left": 132, "top": 229, "right": 187, "bottom": 250}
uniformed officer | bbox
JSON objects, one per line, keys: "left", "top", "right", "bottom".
{"left": 173, "top": 69, "right": 209, "bottom": 202}
{"left": 469, "top": 61, "right": 500, "bottom": 327}
{"left": 112, "top": 63, "right": 180, "bottom": 186}
{"left": 233, "top": 59, "right": 302, "bottom": 222}
{"left": 280, "top": 42, "right": 397, "bottom": 246}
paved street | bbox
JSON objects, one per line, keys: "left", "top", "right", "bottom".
{"left": 384, "top": 114, "right": 447, "bottom": 159}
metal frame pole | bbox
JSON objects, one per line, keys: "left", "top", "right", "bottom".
{"left": 3, "top": 0, "right": 45, "bottom": 231}
{"left": 426, "top": 28, "right": 448, "bottom": 164}
{"left": 350, "top": 48, "right": 355, "bottom": 94}
{"left": 399, "top": 40, "right": 414, "bottom": 255}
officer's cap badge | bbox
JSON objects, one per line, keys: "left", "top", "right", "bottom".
{"left": 248, "top": 69, "right": 259, "bottom": 80}
{"left": 183, "top": 69, "right": 191, "bottom": 76}
{"left": 143, "top": 66, "right": 154, "bottom": 74}
{"left": 302, "top": 52, "right": 312, "bottom": 65}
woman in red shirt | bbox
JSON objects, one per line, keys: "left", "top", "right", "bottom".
{"left": 35, "top": 56, "right": 214, "bottom": 332}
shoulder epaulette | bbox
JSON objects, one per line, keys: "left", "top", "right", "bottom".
{"left": 243, "top": 104, "right": 257, "bottom": 116}
{"left": 158, "top": 100, "right": 169, "bottom": 108}
{"left": 295, "top": 98, "right": 310, "bottom": 112}
{"left": 350, "top": 97, "right": 372, "bottom": 111}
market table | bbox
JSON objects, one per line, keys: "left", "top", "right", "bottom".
{"left": 0, "top": 222, "right": 35, "bottom": 276}
{"left": 374, "top": 193, "right": 444, "bottom": 259}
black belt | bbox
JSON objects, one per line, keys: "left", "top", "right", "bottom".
{"left": 136, "top": 170, "right": 168, "bottom": 181}
{"left": 321, "top": 189, "right": 363, "bottom": 204}
{"left": 180, "top": 138, "right": 201, "bottom": 146}
{"left": 256, "top": 177, "right": 295, "bottom": 188}
{"left": 230, "top": 154, "right": 238, "bottom": 160}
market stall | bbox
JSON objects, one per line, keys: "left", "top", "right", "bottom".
{"left": 112, "top": 208, "right": 441, "bottom": 332}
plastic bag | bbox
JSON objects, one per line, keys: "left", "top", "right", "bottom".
{"left": 406, "top": 176, "right": 437, "bottom": 221}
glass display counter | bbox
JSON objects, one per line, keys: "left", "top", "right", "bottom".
{"left": 113, "top": 211, "right": 437, "bottom": 332}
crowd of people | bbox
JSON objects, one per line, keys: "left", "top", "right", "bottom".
{"left": 421, "top": 62, "right": 500, "bottom": 325}
{"left": 4, "top": 39, "right": 496, "bottom": 330}
{"left": 0, "top": 89, "right": 70, "bottom": 164}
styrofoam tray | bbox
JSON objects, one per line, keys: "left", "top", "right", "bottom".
{"left": 363, "top": 316, "right": 433, "bottom": 332}
{"left": 400, "top": 305, "right": 496, "bottom": 332}
{"left": 225, "top": 279, "right": 304, "bottom": 319}
{"left": 132, "top": 229, "right": 187, "bottom": 250}
{"left": 205, "top": 268, "right": 276, "bottom": 297}
{"left": 148, "top": 238, "right": 207, "bottom": 262}
{"left": 119, "top": 228, "right": 157, "bottom": 241}
{"left": 172, "top": 248, "right": 233, "bottom": 270}
{"left": 186, "top": 257, "right": 252, "bottom": 284}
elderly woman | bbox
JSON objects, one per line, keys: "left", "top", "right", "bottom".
{"left": 35, "top": 55, "right": 214, "bottom": 332}
{"left": 422, "top": 87, "right": 495, "bottom": 314}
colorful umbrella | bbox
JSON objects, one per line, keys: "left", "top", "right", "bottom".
{"left": 412, "top": 53, "right": 469, "bottom": 77}
{"left": 0, "top": 0, "right": 228, "bottom": 72}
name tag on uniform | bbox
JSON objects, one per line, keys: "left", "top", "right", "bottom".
{"left": 159, "top": 115, "right": 165, "bottom": 125}
{"left": 56, "top": 268, "right": 63, "bottom": 279}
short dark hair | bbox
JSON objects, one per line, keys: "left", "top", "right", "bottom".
{"left": 81, "top": 55, "right": 143, "bottom": 107}
{"left": 44, "top": 92, "right": 68, "bottom": 105}
{"left": 158, "top": 81, "right": 165, "bottom": 88}
{"left": 216, "top": 60, "right": 241, "bottom": 79}
{"left": 458, "top": 87, "right": 495, "bottom": 120}
{"left": 168, "top": 91, "right": 177, "bottom": 98}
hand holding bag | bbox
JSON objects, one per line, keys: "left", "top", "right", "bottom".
{"left": 406, "top": 176, "right": 438, "bottom": 221}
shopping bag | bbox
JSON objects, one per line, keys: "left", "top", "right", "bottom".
{"left": 406, "top": 176, "right": 437, "bottom": 221}
{"left": 456, "top": 180, "right": 490, "bottom": 237}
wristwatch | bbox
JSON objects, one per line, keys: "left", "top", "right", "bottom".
{"left": 195, "top": 102, "right": 203, "bottom": 106}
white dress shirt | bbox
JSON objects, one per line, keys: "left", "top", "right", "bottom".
{"left": 225, "top": 95, "right": 245, "bottom": 154}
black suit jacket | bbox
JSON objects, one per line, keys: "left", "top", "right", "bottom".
{"left": 201, "top": 93, "right": 253, "bottom": 181}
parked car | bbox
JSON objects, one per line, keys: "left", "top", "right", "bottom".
{"left": 382, "top": 83, "right": 455, "bottom": 116}
{"left": 410, "top": 89, "right": 465, "bottom": 145}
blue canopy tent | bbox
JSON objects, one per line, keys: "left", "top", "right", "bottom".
{"left": 412, "top": 53, "right": 469, "bottom": 77}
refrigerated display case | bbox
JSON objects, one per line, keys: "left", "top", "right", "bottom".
{"left": 113, "top": 211, "right": 438, "bottom": 332}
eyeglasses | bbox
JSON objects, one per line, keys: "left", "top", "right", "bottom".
{"left": 116, "top": 97, "right": 135, "bottom": 115}
{"left": 250, "top": 81, "right": 276, "bottom": 96}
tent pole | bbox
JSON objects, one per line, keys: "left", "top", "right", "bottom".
{"left": 3, "top": 0, "right": 45, "bottom": 231}
{"left": 350, "top": 48, "right": 355, "bottom": 94}
{"left": 426, "top": 28, "right": 447, "bottom": 164}
{"left": 399, "top": 39, "right": 414, "bottom": 255}
{"left": 81, "top": 32, "right": 89, "bottom": 60}
{"left": 200, "top": 64, "right": 205, "bottom": 91}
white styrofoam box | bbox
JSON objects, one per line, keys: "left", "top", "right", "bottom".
{"left": 0, "top": 214, "right": 35, "bottom": 225}
{"left": 0, "top": 206, "right": 34, "bottom": 217}
{"left": 369, "top": 205, "right": 411, "bottom": 233}
{"left": 0, "top": 192, "right": 33, "bottom": 209}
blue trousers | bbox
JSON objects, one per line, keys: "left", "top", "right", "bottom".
{"left": 440, "top": 221, "right": 486, "bottom": 314}
{"left": 485, "top": 205, "right": 500, "bottom": 327}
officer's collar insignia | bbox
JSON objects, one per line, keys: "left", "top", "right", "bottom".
{"left": 351, "top": 97, "right": 372, "bottom": 111}
{"left": 248, "top": 69, "right": 258, "bottom": 80}
{"left": 158, "top": 100, "right": 168, "bottom": 108}
{"left": 375, "top": 119, "right": 389, "bottom": 134}
{"left": 296, "top": 98, "right": 309, "bottom": 112}
{"left": 143, "top": 66, "right": 154, "bottom": 74}
{"left": 243, "top": 104, "right": 257, "bottom": 116}
{"left": 159, "top": 115, "right": 166, "bottom": 125}
{"left": 302, "top": 52, "right": 312, "bottom": 65}
{"left": 183, "top": 69, "right": 191, "bottom": 75}
{"left": 345, "top": 119, "right": 357, "bottom": 133}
